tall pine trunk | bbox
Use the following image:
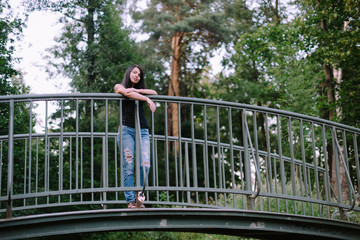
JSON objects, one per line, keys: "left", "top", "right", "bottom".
{"left": 168, "top": 33, "right": 183, "bottom": 139}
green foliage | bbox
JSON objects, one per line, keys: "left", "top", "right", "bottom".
{"left": 296, "top": 0, "right": 360, "bottom": 126}
{"left": 133, "top": 0, "right": 235, "bottom": 96}
{"left": 0, "top": 2, "right": 24, "bottom": 94}
{"left": 0, "top": 2, "right": 31, "bottom": 136}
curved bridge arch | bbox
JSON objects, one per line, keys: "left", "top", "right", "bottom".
{"left": 1, "top": 209, "right": 359, "bottom": 240}
{"left": 0, "top": 93, "right": 359, "bottom": 239}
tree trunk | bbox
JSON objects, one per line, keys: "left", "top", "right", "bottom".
{"left": 168, "top": 33, "right": 182, "bottom": 139}
{"left": 321, "top": 18, "right": 349, "bottom": 217}
{"left": 332, "top": 20, "right": 350, "bottom": 204}
{"left": 84, "top": 2, "right": 96, "bottom": 133}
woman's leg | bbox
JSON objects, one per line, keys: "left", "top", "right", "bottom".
{"left": 140, "top": 128, "right": 151, "bottom": 186}
{"left": 117, "top": 126, "right": 136, "bottom": 204}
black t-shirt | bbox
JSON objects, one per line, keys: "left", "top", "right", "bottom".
{"left": 122, "top": 99, "right": 149, "bottom": 129}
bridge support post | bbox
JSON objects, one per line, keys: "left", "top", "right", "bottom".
{"left": 135, "top": 101, "right": 141, "bottom": 187}
{"left": 6, "top": 100, "right": 14, "bottom": 219}
{"left": 242, "top": 110, "right": 254, "bottom": 210}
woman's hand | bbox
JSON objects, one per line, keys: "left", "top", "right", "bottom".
{"left": 147, "top": 98, "right": 156, "bottom": 112}
{"left": 124, "top": 88, "right": 139, "bottom": 94}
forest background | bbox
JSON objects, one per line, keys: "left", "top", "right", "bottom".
{"left": 1, "top": 0, "right": 360, "bottom": 239}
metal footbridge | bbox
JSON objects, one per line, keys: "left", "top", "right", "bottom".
{"left": 0, "top": 94, "right": 359, "bottom": 239}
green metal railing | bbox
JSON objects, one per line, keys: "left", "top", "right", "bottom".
{"left": 0, "top": 93, "right": 359, "bottom": 224}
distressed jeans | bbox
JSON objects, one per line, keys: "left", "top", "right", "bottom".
{"left": 117, "top": 125, "right": 150, "bottom": 204}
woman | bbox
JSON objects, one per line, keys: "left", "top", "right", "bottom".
{"left": 114, "top": 65, "right": 157, "bottom": 208}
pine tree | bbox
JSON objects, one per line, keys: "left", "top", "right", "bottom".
{"left": 133, "top": 0, "right": 232, "bottom": 138}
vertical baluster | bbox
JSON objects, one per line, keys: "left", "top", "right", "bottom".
{"left": 228, "top": 107, "right": 235, "bottom": 207}
{"left": 102, "top": 137, "right": 107, "bottom": 204}
{"left": 298, "top": 164, "right": 305, "bottom": 216}
{"left": 80, "top": 136, "right": 83, "bottom": 202}
{"left": 60, "top": 99, "right": 64, "bottom": 196}
{"left": 104, "top": 99, "right": 109, "bottom": 204}
{"left": 90, "top": 99, "right": 94, "bottom": 201}
{"left": 239, "top": 150, "right": 245, "bottom": 209}
{"left": 273, "top": 153, "right": 279, "bottom": 212}
{"left": 342, "top": 130, "right": 351, "bottom": 206}
{"left": 164, "top": 102, "right": 169, "bottom": 201}
{"left": 151, "top": 107, "right": 155, "bottom": 201}
{"left": 177, "top": 103, "right": 183, "bottom": 203}
{"left": 277, "top": 114, "right": 287, "bottom": 212}
{"left": 265, "top": 113, "right": 273, "bottom": 211}
{"left": 203, "top": 105, "right": 209, "bottom": 206}
{"left": 307, "top": 166, "right": 313, "bottom": 216}
{"left": 6, "top": 99, "right": 14, "bottom": 219}
{"left": 253, "top": 111, "right": 260, "bottom": 210}
{"left": 69, "top": 137, "right": 72, "bottom": 202}
{"left": 35, "top": 138, "right": 39, "bottom": 205}
{"left": 45, "top": 101, "right": 49, "bottom": 204}
{"left": 242, "top": 109, "right": 252, "bottom": 210}
{"left": 114, "top": 138, "right": 118, "bottom": 200}
{"left": 24, "top": 138, "right": 27, "bottom": 206}
{"left": 155, "top": 139, "right": 159, "bottom": 202}
{"left": 216, "top": 106, "right": 222, "bottom": 193}
{"left": 354, "top": 133, "right": 360, "bottom": 203}
{"left": 321, "top": 124, "right": 330, "bottom": 218}
{"left": 221, "top": 147, "right": 226, "bottom": 207}
{"left": 332, "top": 127, "right": 343, "bottom": 211}
{"left": 300, "top": 120, "right": 308, "bottom": 214}
{"left": 135, "top": 101, "right": 140, "bottom": 187}
{"left": 76, "top": 99, "right": 79, "bottom": 191}
{"left": 202, "top": 144, "right": 207, "bottom": 205}
{"left": 185, "top": 142, "right": 190, "bottom": 203}
{"left": 0, "top": 141, "right": 2, "bottom": 198}
{"left": 151, "top": 107, "right": 158, "bottom": 201}
{"left": 191, "top": 104, "right": 198, "bottom": 203}
{"left": 311, "top": 123, "right": 320, "bottom": 210}
{"left": 119, "top": 99, "right": 123, "bottom": 188}
{"left": 28, "top": 100, "right": 33, "bottom": 195}
{"left": 288, "top": 117, "right": 297, "bottom": 214}
{"left": 58, "top": 133, "right": 61, "bottom": 203}
{"left": 212, "top": 146, "right": 217, "bottom": 206}
{"left": 175, "top": 141, "right": 179, "bottom": 203}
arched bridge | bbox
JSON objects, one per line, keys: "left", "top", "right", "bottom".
{"left": 0, "top": 93, "right": 359, "bottom": 239}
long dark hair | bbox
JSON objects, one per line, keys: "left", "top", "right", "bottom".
{"left": 121, "top": 65, "right": 145, "bottom": 89}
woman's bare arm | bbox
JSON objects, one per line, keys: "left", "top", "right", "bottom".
{"left": 114, "top": 84, "right": 157, "bottom": 112}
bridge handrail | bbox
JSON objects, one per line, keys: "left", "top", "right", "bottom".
{"left": 0, "top": 93, "right": 359, "bottom": 133}
{"left": 0, "top": 93, "right": 359, "bottom": 225}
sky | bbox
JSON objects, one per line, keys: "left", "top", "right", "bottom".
{"left": 9, "top": 1, "right": 71, "bottom": 94}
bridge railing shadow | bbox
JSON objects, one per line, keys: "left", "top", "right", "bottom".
{"left": 0, "top": 93, "right": 359, "bottom": 224}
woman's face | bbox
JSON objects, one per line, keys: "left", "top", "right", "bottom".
{"left": 130, "top": 67, "right": 141, "bottom": 86}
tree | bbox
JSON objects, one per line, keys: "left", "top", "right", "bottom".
{"left": 0, "top": 1, "right": 23, "bottom": 95}
{"left": 297, "top": 0, "right": 360, "bottom": 213}
{"left": 1, "top": 1, "right": 30, "bottom": 135}
{"left": 297, "top": 0, "right": 360, "bottom": 125}
{"left": 24, "top": 0, "right": 143, "bottom": 137}
{"left": 133, "top": 0, "right": 233, "bottom": 138}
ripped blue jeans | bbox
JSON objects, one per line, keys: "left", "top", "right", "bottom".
{"left": 117, "top": 125, "right": 150, "bottom": 204}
